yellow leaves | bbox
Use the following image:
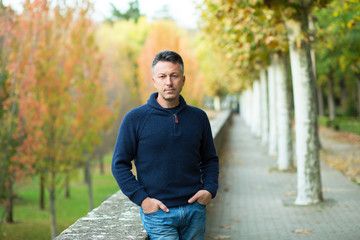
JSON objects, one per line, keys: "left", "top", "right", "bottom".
{"left": 265, "top": 36, "right": 280, "bottom": 49}
{"left": 347, "top": 20, "right": 355, "bottom": 28}
{"left": 333, "top": 11, "right": 339, "bottom": 17}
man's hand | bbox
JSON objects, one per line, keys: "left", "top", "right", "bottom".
{"left": 141, "top": 197, "right": 169, "bottom": 214}
{"left": 188, "top": 190, "right": 212, "bottom": 205}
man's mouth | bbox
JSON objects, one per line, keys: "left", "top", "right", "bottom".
{"left": 165, "top": 88, "right": 175, "bottom": 92}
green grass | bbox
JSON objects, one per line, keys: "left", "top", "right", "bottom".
{"left": 318, "top": 116, "right": 360, "bottom": 135}
{"left": 1, "top": 155, "right": 119, "bottom": 240}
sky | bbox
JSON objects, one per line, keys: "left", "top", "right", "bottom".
{"left": 2, "top": 0, "right": 203, "bottom": 29}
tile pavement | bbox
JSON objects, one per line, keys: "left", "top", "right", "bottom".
{"left": 205, "top": 115, "right": 360, "bottom": 240}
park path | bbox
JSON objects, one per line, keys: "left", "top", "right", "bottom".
{"left": 205, "top": 114, "right": 360, "bottom": 240}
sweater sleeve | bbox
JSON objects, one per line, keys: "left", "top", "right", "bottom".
{"left": 199, "top": 113, "right": 219, "bottom": 198}
{"left": 111, "top": 110, "right": 148, "bottom": 206}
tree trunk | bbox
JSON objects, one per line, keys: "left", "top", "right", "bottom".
{"left": 310, "top": 16, "right": 321, "bottom": 119}
{"left": 356, "top": 75, "right": 360, "bottom": 116}
{"left": 260, "top": 68, "right": 269, "bottom": 145}
{"left": 39, "top": 174, "right": 45, "bottom": 210}
{"left": 327, "top": 75, "right": 336, "bottom": 120}
{"left": 268, "top": 57, "right": 278, "bottom": 156}
{"left": 274, "top": 53, "right": 293, "bottom": 170}
{"left": 251, "top": 81, "right": 261, "bottom": 137}
{"left": 241, "top": 89, "right": 251, "bottom": 126}
{"left": 245, "top": 89, "right": 252, "bottom": 126}
{"left": 5, "top": 180, "right": 13, "bottom": 223}
{"left": 317, "top": 85, "right": 325, "bottom": 116}
{"left": 214, "top": 96, "right": 221, "bottom": 111}
{"left": 86, "top": 152, "right": 94, "bottom": 211}
{"left": 99, "top": 150, "right": 104, "bottom": 175}
{"left": 339, "top": 78, "right": 347, "bottom": 114}
{"left": 50, "top": 171, "right": 57, "bottom": 239}
{"left": 285, "top": 15, "right": 323, "bottom": 205}
{"left": 65, "top": 173, "right": 70, "bottom": 199}
{"left": 84, "top": 165, "right": 88, "bottom": 184}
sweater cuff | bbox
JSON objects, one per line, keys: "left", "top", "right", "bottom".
{"left": 203, "top": 184, "right": 218, "bottom": 199}
{"left": 130, "top": 189, "right": 149, "bottom": 206}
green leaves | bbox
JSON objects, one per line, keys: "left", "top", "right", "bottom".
{"left": 314, "top": 0, "right": 360, "bottom": 93}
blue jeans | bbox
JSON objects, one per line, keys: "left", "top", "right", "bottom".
{"left": 140, "top": 202, "right": 206, "bottom": 240}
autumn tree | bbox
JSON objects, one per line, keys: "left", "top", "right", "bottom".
{"left": 95, "top": 16, "right": 150, "bottom": 170}
{"left": 195, "top": 35, "right": 229, "bottom": 110}
{"left": 200, "top": 0, "right": 328, "bottom": 204}
{"left": 314, "top": 0, "right": 360, "bottom": 117}
{"left": 59, "top": 3, "right": 112, "bottom": 210}
{"left": 277, "top": 0, "right": 326, "bottom": 205}
{"left": 0, "top": 1, "right": 46, "bottom": 223}
{"left": 1, "top": 1, "right": 110, "bottom": 238}
{"left": 200, "top": 0, "right": 294, "bottom": 170}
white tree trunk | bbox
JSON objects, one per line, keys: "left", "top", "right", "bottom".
{"left": 241, "top": 89, "right": 252, "bottom": 126}
{"left": 268, "top": 58, "right": 278, "bottom": 156}
{"left": 214, "top": 96, "right": 221, "bottom": 111}
{"left": 240, "top": 93, "right": 245, "bottom": 120}
{"left": 286, "top": 18, "right": 323, "bottom": 205}
{"left": 247, "top": 88, "right": 252, "bottom": 126}
{"left": 260, "top": 69, "right": 269, "bottom": 145}
{"left": 251, "top": 81, "right": 261, "bottom": 137}
{"left": 274, "top": 53, "right": 293, "bottom": 170}
{"left": 241, "top": 91, "right": 247, "bottom": 124}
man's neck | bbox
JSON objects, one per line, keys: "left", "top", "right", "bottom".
{"left": 156, "top": 97, "right": 180, "bottom": 109}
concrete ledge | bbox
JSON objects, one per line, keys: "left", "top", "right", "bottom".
{"left": 211, "top": 110, "right": 232, "bottom": 153}
{"left": 55, "top": 110, "right": 232, "bottom": 240}
{"left": 55, "top": 191, "right": 148, "bottom": 240}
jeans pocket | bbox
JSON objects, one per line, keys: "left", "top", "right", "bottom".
{"left": 143, "top": 209, "right": 161, "bottom": 215}
{"left": 195, "top": 201, "right": 206, "bottom": 207}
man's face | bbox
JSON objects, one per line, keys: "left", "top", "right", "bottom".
{"left": 152, "top": 61, "right": 185, "bottom": 105}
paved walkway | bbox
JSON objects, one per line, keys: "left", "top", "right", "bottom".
{"left": 205, "top": 115, "right": 360, "bottom": 240}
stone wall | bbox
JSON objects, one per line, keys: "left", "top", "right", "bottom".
{"left": 55, "top": 110, "right": 232, "bottom": 240}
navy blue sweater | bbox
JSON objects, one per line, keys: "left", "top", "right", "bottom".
{"left": 111, "top": 93, "right": 219, "bottom": 208}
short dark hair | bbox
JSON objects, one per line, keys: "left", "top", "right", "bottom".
{"left": 152, "top": 50, "right": 184, "bottom": 75}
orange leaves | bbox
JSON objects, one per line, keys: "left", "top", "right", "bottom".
{"left": 1, "top": 0, "right": 111, "bottom": 193}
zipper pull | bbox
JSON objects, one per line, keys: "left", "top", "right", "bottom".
{"left": 173, "top": 114, "right": 179, "bottom": 124}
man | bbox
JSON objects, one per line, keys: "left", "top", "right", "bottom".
{"left": 112, "top": 50, "right": 219, "bottom": 239}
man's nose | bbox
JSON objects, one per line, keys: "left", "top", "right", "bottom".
{"left": 165, "top": 76, "right": 172, "bottom": 85}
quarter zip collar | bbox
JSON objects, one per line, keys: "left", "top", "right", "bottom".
{"left": 147, "top": 93, "right": 184, "bottom": 137}
{"left": 147, "top": 92, "right": 187, "bottom": 115}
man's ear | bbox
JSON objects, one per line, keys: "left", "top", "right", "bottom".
{"left": 152, "top": 76, "right": 156, "bottom": 88}
{"left": 183, "top": 75, "right": 186, "bottom": 85}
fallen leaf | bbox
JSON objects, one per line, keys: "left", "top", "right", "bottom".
{"left": 220, "top": 224, "right": 232, "bottom": 229}
{"left": 210, "top": 235, "right": 231, "bottom": 239}
{"left": 292, "top": 229, "right": 311, "bottom": 234}
{"left": 284, "top": 191, "right": 296, "bottom": 196}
